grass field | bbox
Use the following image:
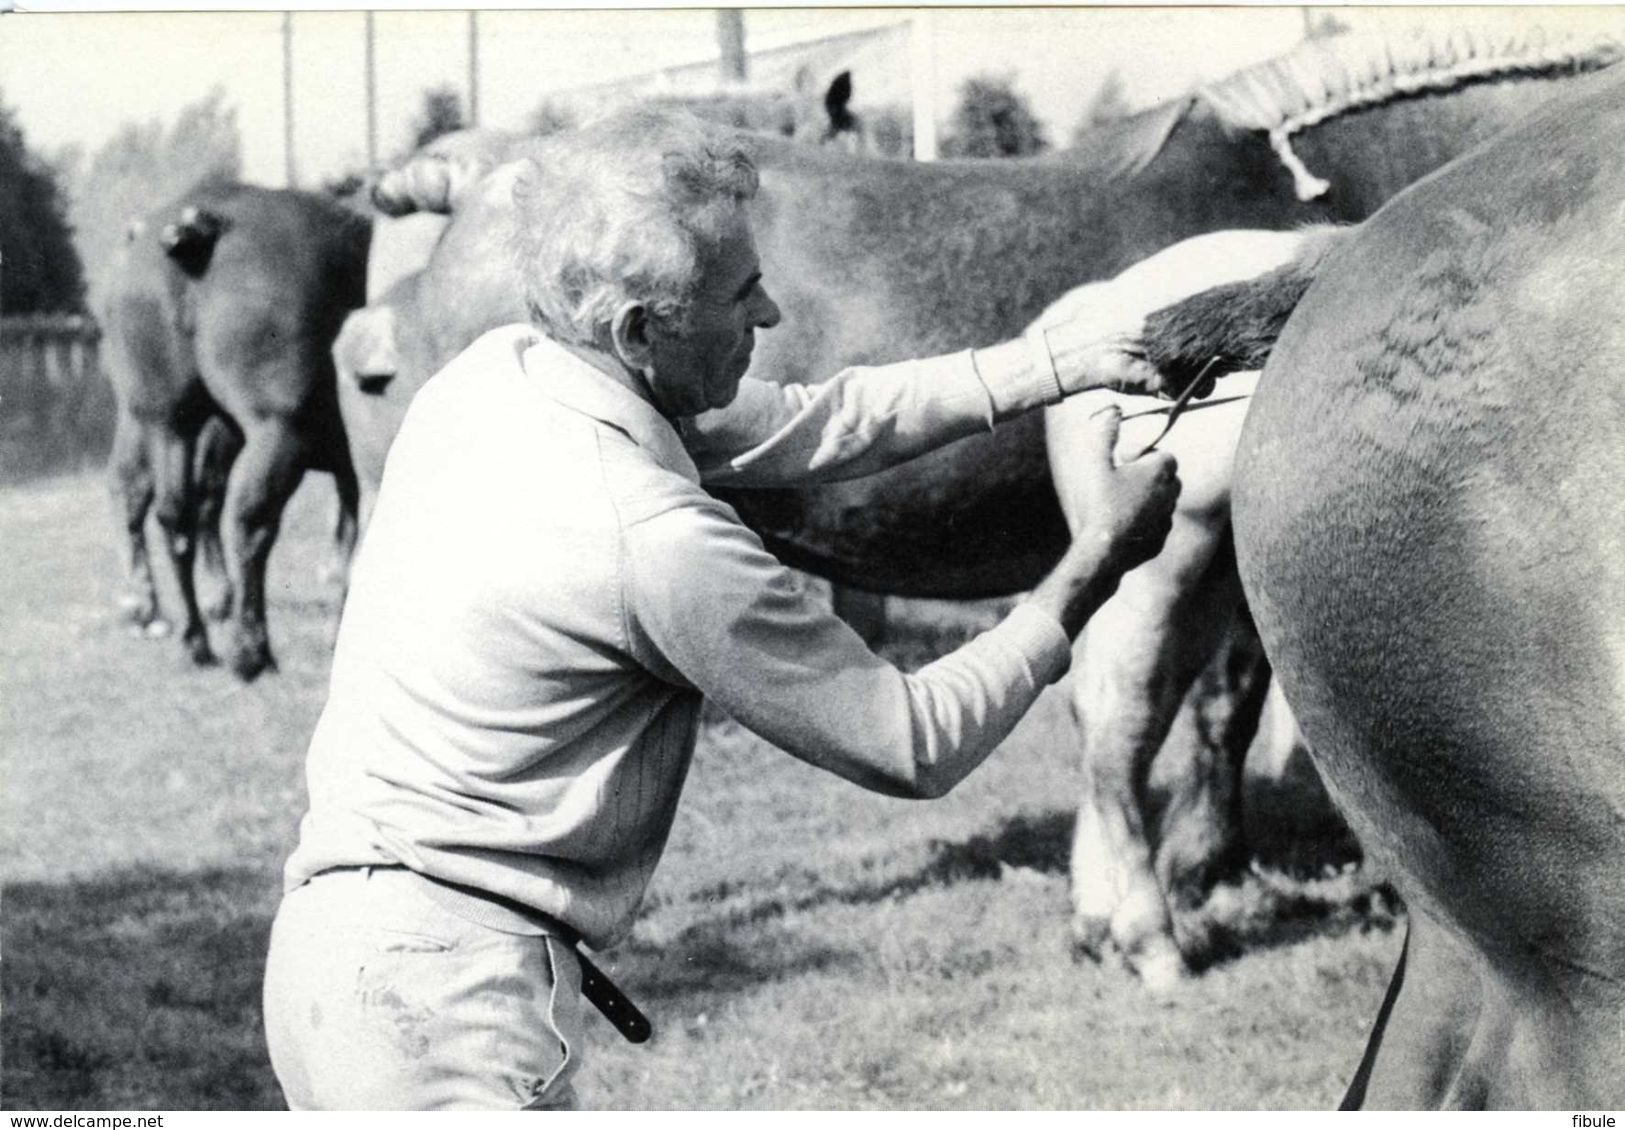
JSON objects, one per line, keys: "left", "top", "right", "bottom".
{"left": 1, "top": 468, "right": 1401, "bottom": 1110}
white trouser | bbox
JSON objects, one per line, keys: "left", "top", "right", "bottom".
{"left": 263, "top": 866, "right": 584, "bottom": 1110}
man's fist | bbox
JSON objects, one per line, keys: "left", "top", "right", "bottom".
{"left": 1069, "top": 406, "right": 1181, "bottom": 573}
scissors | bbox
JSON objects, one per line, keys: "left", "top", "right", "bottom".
{"left": 1116, "top": 355, "right": 1251, "bottom": 460}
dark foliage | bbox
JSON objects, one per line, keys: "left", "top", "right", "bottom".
{"left": 0, "top": 91, "right": 86, "bottom": 314}
{"left": 940, "top": 74, "right": 1048, "bottom": 159}
{"left": 410, "top": 86, "right": 467, "bottom": 151}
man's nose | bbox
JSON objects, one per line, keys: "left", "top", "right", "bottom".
{"left": 754, "top": 288, "right": 782, "bottom": 330}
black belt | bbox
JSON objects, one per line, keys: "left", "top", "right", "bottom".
{"left": 575, "top": 951, "right": 652, "bottom": 1044}
{"left": 311, "top": 865, "right": 652, "bottom": 1044}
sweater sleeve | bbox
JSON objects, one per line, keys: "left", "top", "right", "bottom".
{"left": 620, "top": 499, "right": 1072, "bottom": 799}
{"left": 683, "top": 348, "right": 1062, "bottom": 488}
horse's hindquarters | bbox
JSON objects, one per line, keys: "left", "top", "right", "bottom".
{"left": 1233, "top": 84, "right": 1625, "bottom": 1102}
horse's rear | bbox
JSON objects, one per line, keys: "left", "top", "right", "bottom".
{"left": 188, "top": 184, "right": 371, "bottom": 679}
{"left": 1234, "top": 69, "right": 1625, "bottom": 1106}
{"left": 111, "top": 180, "right": 372, "bottom": 680}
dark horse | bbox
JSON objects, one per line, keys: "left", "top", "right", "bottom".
{"left": 104, "top": 181, "right": 370, "bottom": 680}
{"left": 1234, "top": 65, "right": 1625, "bottom": 1107}
{"left": 333, "top": 25, "right": 1621, "bottom": 983}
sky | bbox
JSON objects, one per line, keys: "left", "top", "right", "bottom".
{"left": 0, "top": 6, "right": 1318, "bottom": 187}
{"left": 3, "top": 6, "right": 1615, "bottom": 189}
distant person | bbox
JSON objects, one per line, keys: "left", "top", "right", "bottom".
{"left": 263, "top": 107, "right": 1216, "bottom": 1110}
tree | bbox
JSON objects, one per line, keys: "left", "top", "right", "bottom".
{"left": 1303, "top": 8, "right": 1352, "bottom": 40}
{"left": 525, "top": 98, "right": 578, "bottom": 139}
{"left": 410, "top": 86, "right": 466, "bottom": 151}
{"left": 0, "top": 90, "right": 86, "bottom": 314}
{"left": 865, "top": 105, "right": 914, "bottom": 160}
{"left": 60, "top": 88, "right": 240, "bottom": 315}
{"left": 1070, "top": 69, "right": 1132, "bottom": 146}
{"left": 940, "top": 74, "right": 1048, "bottom": 160}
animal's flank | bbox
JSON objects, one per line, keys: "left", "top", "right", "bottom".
{"left": 1199, "top": 25, "right": 1624, "bottom": 199}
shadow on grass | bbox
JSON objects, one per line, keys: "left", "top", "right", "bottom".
{"left": 1, "top": 428, "right": 112, "bottom": 488}
{"left": 651, "top": 803, "right": 1393, "bottom": 983}
{"left": 1183, "top": 872, "right": 1401, "bottom": 976}
{"left": 1, "top": 820, "right": 1389, "bottom": 1111}
{"left": 2, "top": 865, "right": 284, "bottom": 1111}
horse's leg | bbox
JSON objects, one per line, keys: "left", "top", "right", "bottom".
{"left": 1343, "top": 907, "right": 1480, "bottom": 1109}
{"left": 1153, "top": 580, "right": 1271, "bottom": 952}
{"left": 1067, "top": 507, "right": 1234, "bottom": 989}
{"left": 110, "top": 411, "right": 164, "bottom": 633}
{"left": 194, "top": 415, "right": 242, "bottom": 621}
{"left": 326, "top": 459, "right": 361, "bottom": 639}
{"left": 1048, "top": 375, "right": 1255, "bottom": 988}
{"left": 220, "top": 420, "right": 308, "bottom": 681}
{"left": 149, "top": 425, "right": 214, "bottom": 666}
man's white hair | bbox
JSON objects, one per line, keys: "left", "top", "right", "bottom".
{"left": 510, "top": 106, "right": 760, "bottom": 347}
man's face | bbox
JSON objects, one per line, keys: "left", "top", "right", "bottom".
{"left": 645, "top": 207, "right": 781, "bottom": 418}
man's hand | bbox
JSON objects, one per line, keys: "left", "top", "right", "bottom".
{"left": 1070, "top": 406, "right": 1181, "bottom": 573}
{"left": 1032, "top": 228, "right": 1327, "bottom": 398}
{"left": 1025, "top": 406, "right": 1181, "bottom": 637}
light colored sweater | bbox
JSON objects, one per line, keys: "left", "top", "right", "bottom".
{"left": 284, "top": 325, "right": 1072, "bottom": 948}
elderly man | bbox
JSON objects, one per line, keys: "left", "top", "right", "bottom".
{"left": 263, "top": 108, "right": 1210, "bottom": 1110}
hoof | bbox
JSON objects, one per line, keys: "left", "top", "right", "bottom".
{"left": 1127, "top": 939, "right": 1189, "bottom": 995}
{"left": 139, "top": 618, "right": 173, "bottom": 639}
{"left": 229, "top": 645, "right": 277, "bottom": 683}
{"left": 117, "top": 593, "right": 160, "bottom": 626}
{"left": 1069, "top": 914, "right": 1114, "bottom": 965}
{"left": 183, "top": 630, "right": 217, "bottom": 667}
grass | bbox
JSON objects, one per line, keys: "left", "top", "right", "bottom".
{"left": 1, "top": 469, "right": 1400, "bottom": 1110}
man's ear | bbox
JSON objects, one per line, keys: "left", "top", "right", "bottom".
{"left": 610, "top": 301, "right": 655, "bottom": 373}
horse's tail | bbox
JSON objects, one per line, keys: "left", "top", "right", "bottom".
{"left": 1140, "top": 223, "right": 1351, "bottom": 387}
{"left": 370, "top": 128, "right": 522, "bottom": 218}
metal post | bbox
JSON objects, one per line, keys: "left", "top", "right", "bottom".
{"left": 283, "top": 11, "right": 298, "bottom": 187}
{"left": 467, "top": 10, "right": 480, "bottom": 127}
{"left": 910, "top": 9, "right": 939, "bottom": 161}
{"left": 365, "top": 10, "right": 378, "bottom": 167}
{"left": 717, "top": 9, "right": 747, "bottom": 85}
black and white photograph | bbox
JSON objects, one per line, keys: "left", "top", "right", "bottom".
{"left": 3, "top": 2, "right": 1623, "bottom": 1112}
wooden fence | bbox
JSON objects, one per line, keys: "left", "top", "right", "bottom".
{"left": 1, "top": 313, "right": 108, "bottom": 437}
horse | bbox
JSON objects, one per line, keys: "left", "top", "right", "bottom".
{"left": 1231, "top": 64, "right": 1625, "bottom": 1107}
{"left": 103, "top": 180, "right": 370, "bottom": 680}
{"left": 331, "top": 24, "right": 1622, "bottom": 984}
{"left": 646, "top": 68, "right": 871, "bottom": 152}
{"left": 342, "top": 67, "right": 876, "bottom": 509}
